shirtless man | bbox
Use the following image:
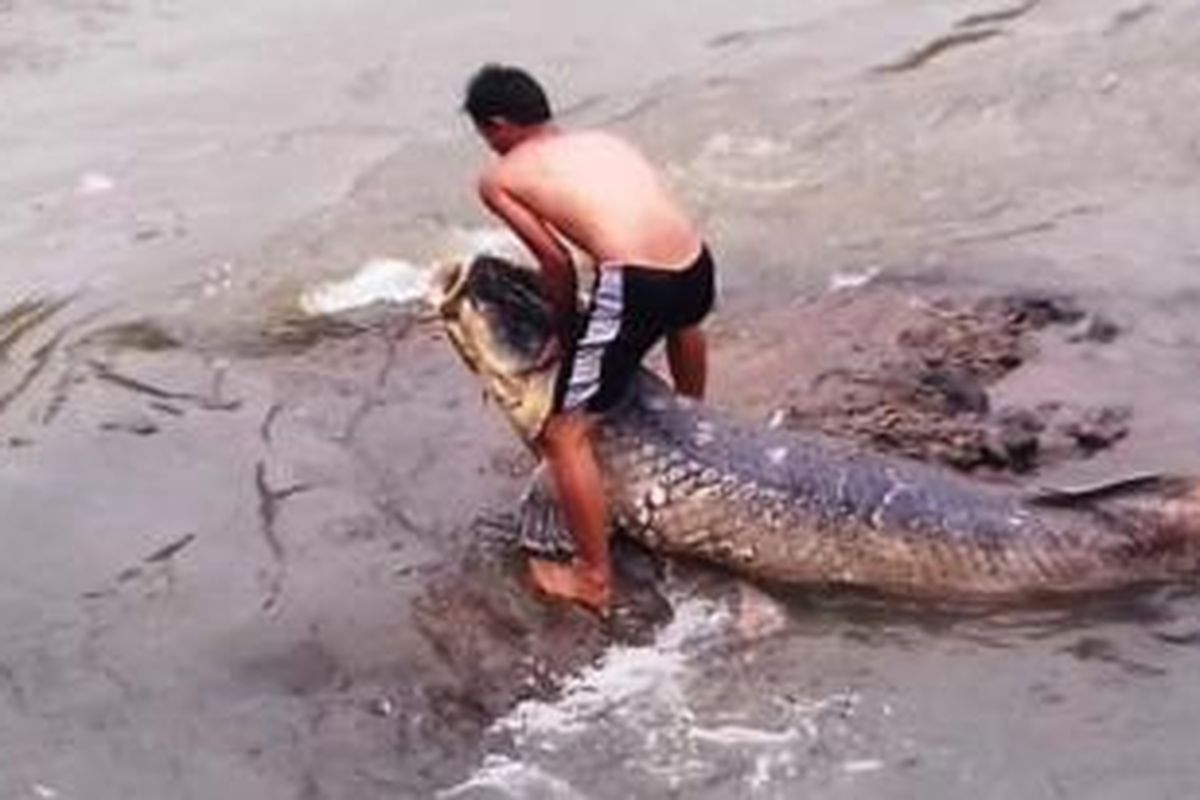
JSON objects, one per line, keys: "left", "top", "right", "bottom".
{"left": 463, "top": 64, "right": 715, "bottom": 613}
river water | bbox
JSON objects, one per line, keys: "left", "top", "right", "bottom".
{"left": 3, "top": 1, "right": 1200, "bottom": 798}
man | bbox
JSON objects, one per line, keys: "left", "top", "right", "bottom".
{"left": 463, "top": 64, "right": 715, "bottom": 614}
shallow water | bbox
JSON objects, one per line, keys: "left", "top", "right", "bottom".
{"left": 438, "top": 577, "right": 1200, "bottom": 799}
{"left": 4, "top": 0, "right": 1200, "bottom": 798}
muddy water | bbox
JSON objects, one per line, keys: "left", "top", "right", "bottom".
{"left": 3, "top": 0, "right": 1200, "bottom": 798}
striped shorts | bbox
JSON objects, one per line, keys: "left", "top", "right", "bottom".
{"left": 553, "top": 245, "right": 715, "bottom": 414}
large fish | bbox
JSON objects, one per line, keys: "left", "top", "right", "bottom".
{"left": 430, "top": 255, "right": 1200, "bottom": 600}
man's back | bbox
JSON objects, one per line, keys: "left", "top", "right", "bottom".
{"left": 486, "top": 130, "right": 701, "bottom": 269}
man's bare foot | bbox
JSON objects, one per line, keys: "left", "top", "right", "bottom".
{"left": 528, "top": 557, "right": 611, "bottom": 616}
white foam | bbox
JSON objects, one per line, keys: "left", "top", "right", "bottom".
{"left": 436, "top": 755, "right": 586, "bottom": 800}
{"left": 434, "top": 596, "right": 731, "bottom": 797}
{"left": 297, "top": 227, "right": 528, "bottom": 317}
{"left": 690, "top": 723, "right": 802, "bottom": 746}
{"left": 495, "top": 596, "right": 729, "bottom": 745}
{"left": 298, "top": 257, "right": 429, "bottom": 315}
{"left": 827, "top": 267, "right": 881, "bottom": 292}
{"left": 442, "top": 589, "right": 870, "bottom": 796}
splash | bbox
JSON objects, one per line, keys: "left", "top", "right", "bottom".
{"left": 827, "top": 266, "right": 882, "bottom": 292}
{"left": 297, "top": 228, "right": 525, "bottom": 316}
{"left": 435, "top": 595, "right": 730, "bottom": 798}
{"left": 438, "top": 587, "right": 880, "bottom": 797}
{"left": 436, "top": 756, "right": 587, "bottom": 800}
{"left": 298, "top": 258, "right": 431, "bottom": 315}
{"left": 495, "top": 595, "right": 730, "bottom": 746}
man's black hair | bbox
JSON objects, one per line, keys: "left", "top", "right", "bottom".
{"left": 463, "top": 64, "right": 552, "bottom": 127}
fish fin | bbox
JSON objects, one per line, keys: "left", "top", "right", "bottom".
{"left": 1027, "top": 473, "right": 1193, "bottom": 507}
{"left": 516, "top": 463, "right": 576, "bottom": 560}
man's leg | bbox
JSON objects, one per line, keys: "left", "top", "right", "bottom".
{"left": 666, "top": 324, "right": 707, "bottom": 400}
{"left": 529, "top": 410, "right": 612, "bottom": 613}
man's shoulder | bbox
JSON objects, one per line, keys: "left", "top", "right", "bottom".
{"left": 480, "top": 134, "right": 568, "bottom": 191}
{"left": 477, "top": 147, "right": 549, "bottom": 205}
{"left": 477, "top": 155, "right": 522, "bottom": 192}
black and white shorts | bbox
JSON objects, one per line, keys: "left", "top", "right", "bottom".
{"left": 553, "top": 245, "right": 716, "bottom": 414}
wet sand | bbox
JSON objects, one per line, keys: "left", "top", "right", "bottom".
{"left": 4, "top": 0, "right": 1200, "bottom": 798}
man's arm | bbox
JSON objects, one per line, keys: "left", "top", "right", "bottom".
{"left": 478, "top": 174, "right": 577, "bottom": 340}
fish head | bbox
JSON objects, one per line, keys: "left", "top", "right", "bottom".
{"left": 429, "top": 255, "right": 560, "bottom": 443}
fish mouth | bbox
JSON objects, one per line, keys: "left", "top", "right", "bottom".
{"left": 427, "top": 256, "right": 558, "bottom": 444}
{"left": 426, "top": 259, "right": 484, "bottom": 379}
{"left": 426, "top": 260, "right": 469, "bottom": 318}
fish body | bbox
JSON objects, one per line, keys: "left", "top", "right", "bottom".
{"left": 432, "top": 256, "right": 1200, "bottom": 598}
